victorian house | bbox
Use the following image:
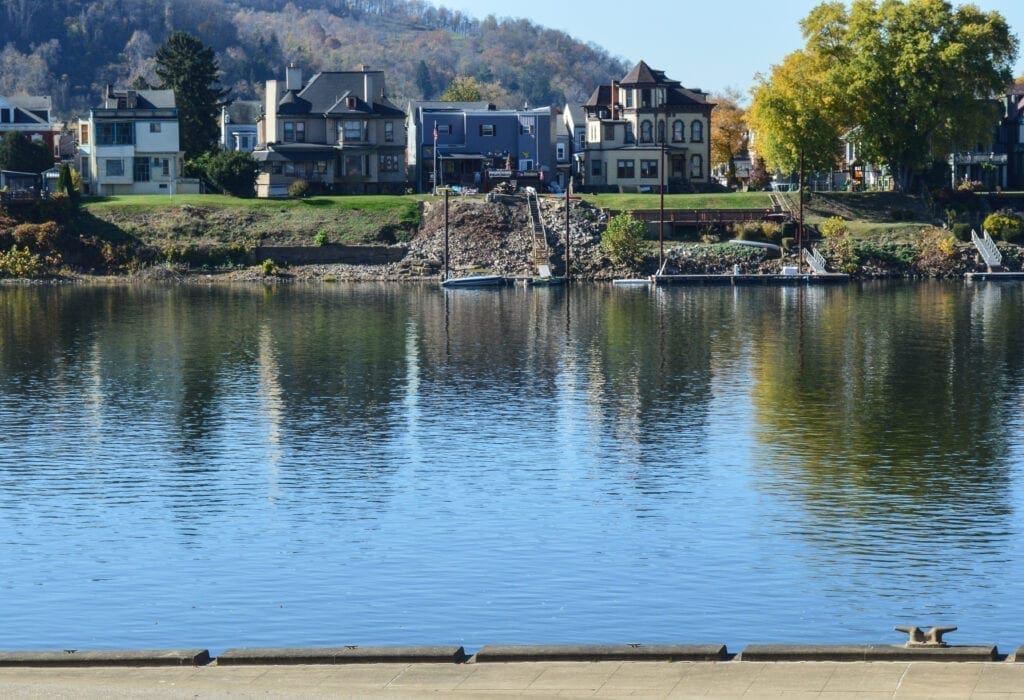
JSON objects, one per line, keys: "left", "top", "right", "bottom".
{"left": 255, "top": 66, "right": 406, "bottom": 197}
{"left": 580, "top": 61, "right": 714, "bottom": 192}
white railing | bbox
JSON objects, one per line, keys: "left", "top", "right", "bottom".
{"left": 971, "top": 229, "right": 1002, "bottom": 270}
{"left": 802, "top": 246, "right": 828, "bottom": 274}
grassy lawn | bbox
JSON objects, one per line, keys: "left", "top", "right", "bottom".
{"left": 580, "top": 192, "right": 773, "bottom": 210}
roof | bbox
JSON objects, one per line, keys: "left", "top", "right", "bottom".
{"left": 0, "top": 95, "right": 52, "bottom": 125}
{"left": 224, "top": 100, "right": 261, "bottom": 124}
{"left": 411, "top": 100, "right": 495, "bottom": 113}
{"left": 584, "top": 62, "right": 711, "bottom": 109}
{"left": 279, "top": 71, "right": 405, "bottom": 118}
{"left": 101, "top": 88, "right": 175, "bottom": 109}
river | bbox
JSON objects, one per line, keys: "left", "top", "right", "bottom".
{"left": 1, "top": 280, "right": 1023, "bottom": 653}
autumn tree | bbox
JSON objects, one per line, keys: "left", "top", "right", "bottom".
{"left": 750, "top": 0, "right": 1018, "bottom": 193}
{"left": 710, "top": 89, "right": 748, "bottom": 187}
{"left": 155, "top": 31, "right": 229, "bottom": 160}
{"left": 440, "top": 76, "right": 483, "bottom": 102}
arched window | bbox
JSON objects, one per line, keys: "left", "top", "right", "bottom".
{"left": 672, "top": 120, "right": 684, "bottom": 142}
{"left": 657, "top": 120, "right": 666, "bottom": 143}
{"left": 690, "top": 154, "right": 703, "bottom": 178}
{"left": 690, "top": 120, "right": 703, "bottom": 143}
{"left": 640, "top": 120, "right": 653, "bottom": 143}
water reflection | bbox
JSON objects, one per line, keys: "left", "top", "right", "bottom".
{"left": 1, "top": 281, "right": 1023, "bottom": 649}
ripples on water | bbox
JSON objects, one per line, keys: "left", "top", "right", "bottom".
{"left": 1, "top": 281, "right": 1024, "bottom": 652}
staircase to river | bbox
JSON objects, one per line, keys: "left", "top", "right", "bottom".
{"left": 526, "top": 190, "right": 550, "bottom": 275}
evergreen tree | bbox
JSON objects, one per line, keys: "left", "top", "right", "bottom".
{"left": 0, "top": 132, "right": 53, "bottom": 174}
{"left": 155, "top": 31, "right": 229, "bottom": 160}
{"left": 415, "top": 60, "right": 435, "bottom": 100}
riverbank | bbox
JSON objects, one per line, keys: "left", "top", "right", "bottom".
{"left": 3, "top": 191, "right": 1023, "bottom": 282}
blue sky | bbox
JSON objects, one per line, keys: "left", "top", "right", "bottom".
{"left": 436, "top": 0, "right": 1024, "bottom": 98}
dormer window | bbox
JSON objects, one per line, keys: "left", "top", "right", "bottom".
{"left": 347, "top": 96, "right": 357, "bottom": 109}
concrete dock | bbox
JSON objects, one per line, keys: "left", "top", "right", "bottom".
{"left": 4, "top": 659, "right": 1024, "bottom": 698}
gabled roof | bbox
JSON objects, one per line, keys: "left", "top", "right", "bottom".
{"left": 281, "top": 71, "right": 405, "bottom": 118}
{"left": 101, "top": 88, "right": 175, "bottom": 110}
{"left": 585, "top": 61, "right": 712, "bottom": 110}
{"left": 224, "top": 100, "right": 261, "bottom": 124}
{"left": 0, "top": 95, "right": 52, "bottom": 125}
{"left": 620, "top": 60, "right": 679, "bottom": 87}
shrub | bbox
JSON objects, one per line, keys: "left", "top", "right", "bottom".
{"left": 0, "top": 245, "right": 43, "bottom": 277}
{"left": 261, "top": 258, "right": 278, "bottom": 276}
{"left": 951, "top": 223, "right": 972, "bottom": 242}
{"left": 733, "top": 222, "right": 763, "bottom": 241}
{"left": 204, "top": 150, "right": 258, "bottom": 198}
{"left": 600, "top": 212, "right": 648, "bottom": 267}
{"left": 288, "top": 179, "right": 309, "bottom": 199}
{"left": 819, "top": 216, "right": 849, "bottom": 239}
{"left": 915, "top": 227, "right": 960, "bottom": 275}
{"left": 313, "top": 229, "right": 329, "bottom": 246}
{"left": 983, "top": 211, "right": 1024, "bottom": 243}
{"left": 781, "top": 237, "right": 795, "bottom": 250}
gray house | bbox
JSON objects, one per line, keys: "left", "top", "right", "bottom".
{"left": 220, "top": 101, "right": 261, "bottom": 152}
{"left": 407, "top": 102, "right": 556, "bottom": 193}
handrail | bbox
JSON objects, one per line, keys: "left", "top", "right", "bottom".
{"left": 802, "top": 246, "right": 828, "bottom": 274}
{"left": 971, "top": 228, "right": 1002, "bottom": 270}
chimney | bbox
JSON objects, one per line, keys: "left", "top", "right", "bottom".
{"left": 285, "top": 64, "right": 302, "bottom": 91}
{"left": 610, "top": 80, "right": 619, "bottom": 120}
{"left": 363, "top": 67, "right": 374, "bottom": 109}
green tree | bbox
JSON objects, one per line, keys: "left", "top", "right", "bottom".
{"left": 154, "top": 31, "right": 229, "bottom": 160}
{"left": 440, "top": 76, "right": 483, "bottom": 102}
{"left": 203, "top": 150, "right": 258, "bottom": 198}
{"left": 752, "top": 0, "right": 1018, "bottom": 193}
{"left": 415, "top": 60, "right": 435, "bottom": 100}
{"left": 0, "top": 131, "right": 53, "bottom": 174}
{"left": 601, "top": 212, "right": 648, "bottom": 267}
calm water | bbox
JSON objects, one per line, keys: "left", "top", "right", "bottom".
{"left": 2, "top": 281, "right": 1024, "bottom": 654}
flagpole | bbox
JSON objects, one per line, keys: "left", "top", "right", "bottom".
{"left": 433, "top": 120, "right": 438, "bottom": 194}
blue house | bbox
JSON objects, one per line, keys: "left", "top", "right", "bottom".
{"left": 407, "top": 102, "right": 555, "bottom": 193}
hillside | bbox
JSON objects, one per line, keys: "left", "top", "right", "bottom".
{"left": 0, "top": 0, "right": 628, "bottom": 116}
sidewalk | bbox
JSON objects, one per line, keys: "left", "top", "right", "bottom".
{"left": 3, "top": 660, "right": 1024, "bottom": 698}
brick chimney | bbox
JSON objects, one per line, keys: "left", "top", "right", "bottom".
{"left": 610, "top": 80, "right": 619, "bottom": 120}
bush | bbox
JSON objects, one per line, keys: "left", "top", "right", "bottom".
{"left": 951, "top": 223, "right": 972, "bottom": 242}
{"left": 203, "top": 150, "right": 259, "bottom": 198}
{"left": 0, "top": 245, "right": 43, "bottom": 277}
{"left": 819, "top": 216, "right": 849, "bottom": 239}
{"left": 781, "top": 237, "right": 795, "bottom": 250}
{"left": 600, "top": 212, "right": 648, "bottom": 267}
{"left": 288, "top": 179, "right": 309, "bottom": 199}
{"left": 313, "top": 229, "right": 328, "bottom": 246}
{"left": 983, "top": 211, "right": 1024, "bottom": 243}
{"left": 733, "top": 222, "right": 763, "bottom": 241}
{"left": 261, "top": 258, "right": 278, "bottom": 276}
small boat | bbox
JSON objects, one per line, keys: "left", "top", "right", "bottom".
{"left": 530, "top": 276, "right": 566, "bottom": 287}
{"left": 726, "top": 239, "right": 783, "bottom": 256}
{"left": 441, "top": 274, "right": 505, "bottom": 289}
{"left": 612, "top": 278, "right": 651, "bottom": 286}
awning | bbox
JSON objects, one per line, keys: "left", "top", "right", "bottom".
{"left": 439, "top": 153, "right": 485, "bottom": 160}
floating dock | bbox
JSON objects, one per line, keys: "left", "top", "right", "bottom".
{"left": 966, "top": 271, "right": 1024, "bottom": 282}
{"left": 652, "top": 273, "right": 850, "bottom": 286}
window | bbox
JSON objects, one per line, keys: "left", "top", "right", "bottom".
{"left": 556, "top": 142, "right": 567, "bottom": 161}
{"left": 105, "top": 159, "right": 124, "bottom": 177}
{"left": 617, "top": 159, "right": 635, "bottom": 179}
{"left": 625, "top": 123, "right": 635, "bottom": 144}
{"left": 133, "top": 157, "right": 150, "bottom": 182}
{"left": 343, "top": 154, "right": 364, "bottom": 176}
{"left": 160, "top": 158, "right": 170, "bottom": 176}
{"left": 625, "top": 90, "right": 633, "bottom": 108}
{"left": 640, "top": 159, "right": 658, "bottom": 178}
{"left": 603, "top": 123, "right": 615, "bottom": 141}
{"left": 591, "top": 159, "right": 601, "bottom": 177}
{"left": 384, "top": 121, "right": 394, "bottom": 142}
{"left": 690, "top": 154, "right": 703, "bottom": 178}
{"left": 640, "top": 120, "right": 653, "bottom": 144}
{"left": 149, "top": 122, "right": 161, "bottom": 133}
{"left": 479, "top": 124, "right": 496, "bottom": 136}
{"left": 435, "top": 123, "right": 452, "bottom": 135}
{"left": 96, "top": 122, "right": 133, "bottom": 145}
{"left": 283, "top": 121, "right": 305, "bottom": 143}
{"left": 341, "top": 120, "right": 362, "bottom": 141}
{"left": 520, "top": 121, "right": 535, "bottom": 135}
{"left": 673, "top": 120, "right": 684, "bottom": 142}
{"left": 641, "top": 89, "right": 651, "bottom": 108}
{"left": 80, "top": 124, "right": 89, "bottom": 145}
{"left": 691, "top": 120, "right": 703, "bottom": 142}
{"left": 379, "top": 154, "right": 399, "bottom": 172}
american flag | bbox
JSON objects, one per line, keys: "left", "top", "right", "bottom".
{"left": 433, "top": 122, "right": 438, "bottom": 142}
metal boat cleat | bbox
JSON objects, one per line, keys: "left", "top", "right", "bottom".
{"left": 895, "top": 625, "right": 957, "bottom": 647}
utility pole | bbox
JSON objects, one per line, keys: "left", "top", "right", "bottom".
{"left": 565, "top": 177, "right": 572, "bottom": 280}
{"left": 798, "top": 149, "right": 805, "bottom": 274}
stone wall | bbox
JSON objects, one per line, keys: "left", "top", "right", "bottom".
{"left": 253, "top": 244, "right": 407, "bottom": 265}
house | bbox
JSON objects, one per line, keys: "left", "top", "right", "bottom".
{"left": 220, "top": 101, "right": 261, "bottom": 152}
{"left": 77, "top": 87, "right": 193, "bottom": 195}
{"left": 580, "top": 61, "right": 714, "bottom": 193}
{"left": 254, "top": 65, "right": 407, "bottom": 197}
{"left": 563, "top": 104, "right": 586, "bottom": 188}
{"left": 0, "top": 94, "right": 58, "bottom": 165}
{"left": 948, "top": 84, "right": 1024, "bottom": 190}
{"left": 406, "top": 101, "right": 555, "bottom": 193}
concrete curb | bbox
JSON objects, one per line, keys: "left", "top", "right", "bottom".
{"left": 739, "top": 644, "right": 999, "bottom": 662}
{"left": 473, "top": 644, "right": 729, "bottom": 663}
{"left": 0, "top": 649, "right": 211, "bottom": 667}
{"left": 216, "top": 646, "right": 468, "bottom": 665}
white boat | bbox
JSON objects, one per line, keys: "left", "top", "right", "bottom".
{"left": 612, "top": 278, "right": 651, "bottom": 286}
{"left": 441, "top": 274, "right": 505, "bottom": 288}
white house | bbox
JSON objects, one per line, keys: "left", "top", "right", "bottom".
{"left": 78, "top": 87, "right": 194, "bottom": 195}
